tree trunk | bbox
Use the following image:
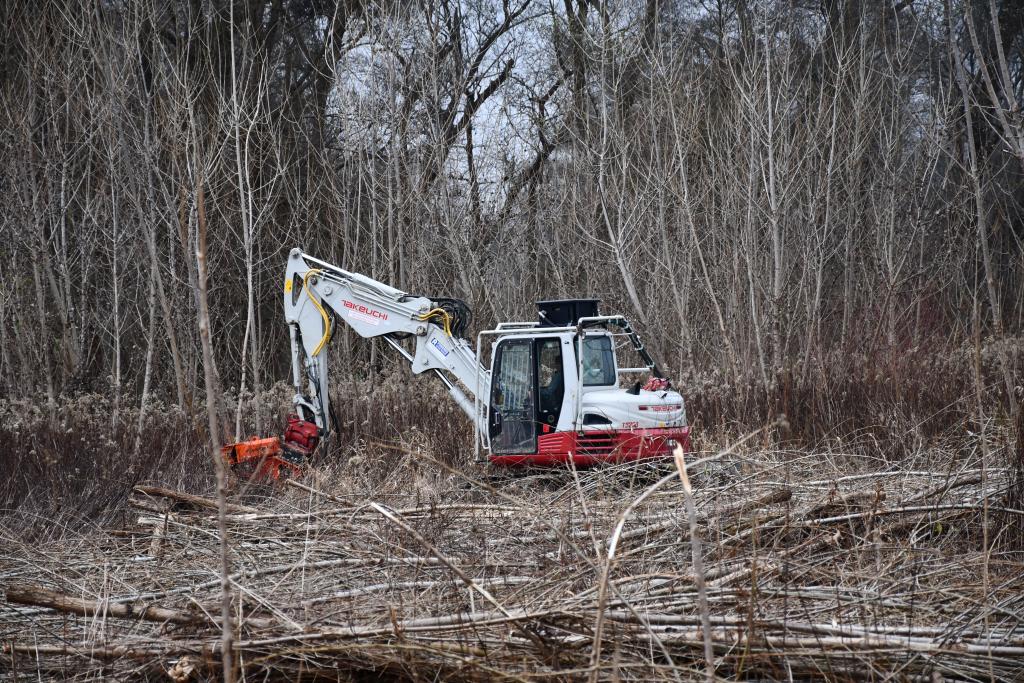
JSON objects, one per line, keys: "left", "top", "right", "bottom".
{"left": 195, "top": 180, "right": 235, "bottom": 683}
{"left": 134, "top": 276, "right": 158, "bottom": 458}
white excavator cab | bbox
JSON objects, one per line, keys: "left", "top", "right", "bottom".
{"left": 479, "top": 301, "right": 689, "bottom": 466}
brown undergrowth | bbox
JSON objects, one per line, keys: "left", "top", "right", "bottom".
{"left": 1, "top": 438, "right": 1021, "bottom": 681}
{"left": 1, "top": 345, "right": 1022, "bottom": 680}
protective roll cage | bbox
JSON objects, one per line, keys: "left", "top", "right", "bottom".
{"left": 472, "top": 314, "right": 667, "bottom": 461}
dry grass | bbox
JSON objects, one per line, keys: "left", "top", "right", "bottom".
{"left": 2, "top": 434, "right": 1022, "bottom": 681}
{"left": 2, "top": 345, "right": 1022, "bottom": 680}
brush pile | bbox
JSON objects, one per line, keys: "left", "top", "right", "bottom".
{"left": 2, "top": 446, "right": 1023, "bottom": 681}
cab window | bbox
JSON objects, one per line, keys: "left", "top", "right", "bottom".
{"left": 579, "top": 336, "right": 616, "bottom": 386}
{"left": 537, "top": 339, "right": 564, "bottom": 427}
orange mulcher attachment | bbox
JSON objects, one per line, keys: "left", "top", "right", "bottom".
{"left": 221, "top": 414, "right": 319, "bottom": 481}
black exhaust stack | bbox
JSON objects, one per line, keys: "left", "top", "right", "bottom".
{"left": 536, "top": 299, "right": 600, "bottom": 327}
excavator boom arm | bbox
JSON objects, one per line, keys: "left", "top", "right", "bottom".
{"left": 283, "top": 249, "right": 488, "bottom": 439}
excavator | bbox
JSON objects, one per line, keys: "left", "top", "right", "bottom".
{"left": 222, "top": 249, "right": 691, "bottom": 479}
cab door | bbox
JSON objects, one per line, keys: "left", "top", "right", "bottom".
{"left": 488, "top": 336, "right": 569, "bottom": 455}
{"left": 488, "top": 339, "right": 536, "bottom": 454}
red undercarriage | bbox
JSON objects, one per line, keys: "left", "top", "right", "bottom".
{"left": 489, "top": 426, "right": 691, "bottom": 467}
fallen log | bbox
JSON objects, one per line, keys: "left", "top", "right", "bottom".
{"left": 4, "top": 584, "right": 274, "bottom": 629}
{"left": 6, "top": 584, "right": 211, "bottom": 625}
{"left": 133, "top": 485, "right": 259, "bottom": 514}
{"left": 801, "top": 489, "right": 884, "bottom": 517}
{"left": 617, "top": 487, "right": 794, "bottom": 544}
{"left": 706, "top": 487, "right": 793, "bottom": 527}
{"left": 3, "top": 641, "right": 190, "bottom": 661}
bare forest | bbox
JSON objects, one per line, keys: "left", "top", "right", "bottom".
{"left": 2, "top": 0, "right": 1024, "bottom": 681}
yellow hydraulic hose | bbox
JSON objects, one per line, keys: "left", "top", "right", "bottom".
{"left": 417, "top": 307, "right": 453, "bottom": 337}
{"left": 302, "top": 269, "right": 332, "bottom": 356}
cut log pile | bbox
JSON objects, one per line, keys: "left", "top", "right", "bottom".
{"left": 2, "top": 451, "right": 1022, "bottom": 681}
